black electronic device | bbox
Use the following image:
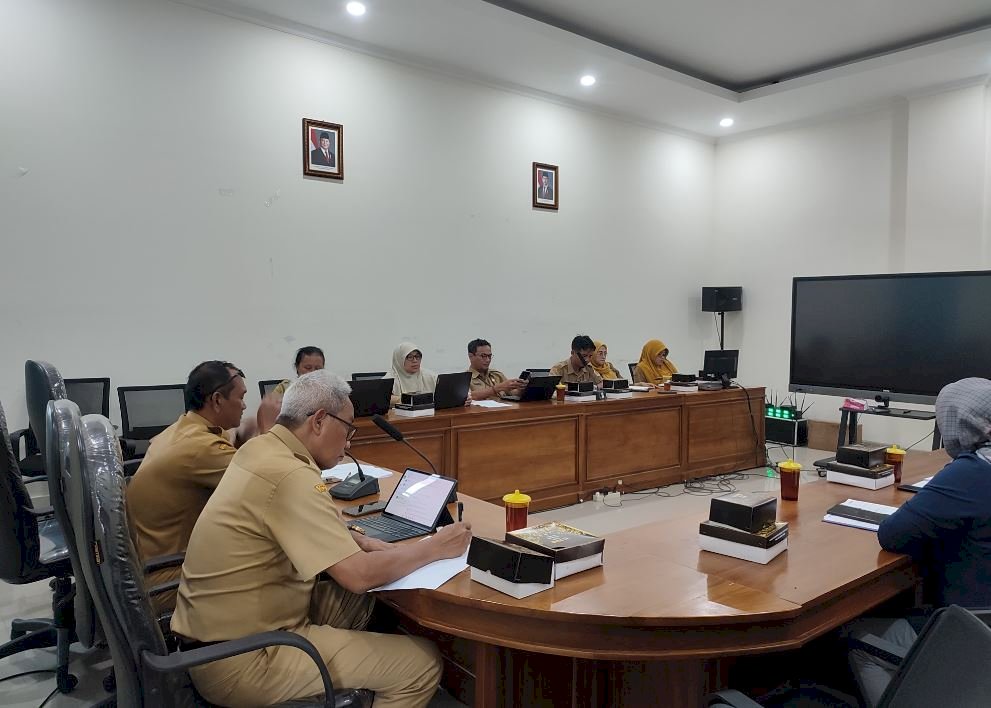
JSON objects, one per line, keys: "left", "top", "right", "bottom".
{"left": 501, "top": 374, "right": 562, "bottom": 402}
{"left": 702, "top": 286, "right": 743, "bottom": 312}
{"left": 434, "top": 371, "right": 471, "bottom": 410}
{"left": 567, "top": 381, "right": 595, "bottom": 393}
{"left": 765, "top": 417, "right": 809, "bottom": 447}
{"left": 709, "top": 493, "right": 777, "bottom": 533}
{"left": 790, "top": 270, "right": 991, "bottom": 403}
{"left": 836, "top": 442, "right": 888, "bottom": 469}
{"left": 602, "top": 378, "right": 629, "bottom": 390}
{"left": 329, "top": 453, "right": 380, "bottom": 500}
{"left": 342, "top": 500, "right": 388, "bottom": 517}
{"left": 401, "top": 391, "right": 434, "bottom": 407}
{"left": 348, "top": 377, "right": 393, "bottom": 417}
{"left": 518, "top": 370, "right": 531, "bottom": 381}
{"left": 671, "top": 373, "right": 696, "bottom": 384}
{"left": 346, "top": 468, "right": 457, "bottom": 542}
{"left": 702, "top": 350, "right": 738, "bottom": 388}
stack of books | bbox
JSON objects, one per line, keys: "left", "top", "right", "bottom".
{"left": 825, "top": 443, "right": 893, "bottom": 489}
{"left": 467, "top": 521, "right": 605, "bottom": 598}
{"left": 698, "top": 492, "right": 788, "bottom": 564}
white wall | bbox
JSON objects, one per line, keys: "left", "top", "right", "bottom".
{"left": 0, "top": 0, "right": 715, "bottom": 429}
{"left": 713, "top": 83, "right": 991, "bottom": 449}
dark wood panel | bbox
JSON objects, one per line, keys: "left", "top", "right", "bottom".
{"left": 585, "top": 408, "right": 681, "bottom": 483}
{"left": 454, "top": 419, "right": 579, "bottom": 501}
{"left": 349, "top": 434, "right": 447, "bottom": 475}
{"left": 687, "top": 397, "right": 762, "bottom": 466}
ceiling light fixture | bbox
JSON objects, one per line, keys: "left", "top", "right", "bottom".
{"left": 580, "top": 75, "right": 596, "bottom": 87}
{"left": 346, "top": 2, "right": 366, "bottom": 17}
{"left": 719, "top": 117, "right": 734, "bottom": 128}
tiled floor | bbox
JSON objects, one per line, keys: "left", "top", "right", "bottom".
{"left": 1, "top": 447, "right": 829, "bottom": 707}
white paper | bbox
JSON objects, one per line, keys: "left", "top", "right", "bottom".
{"left": 906, "top": 476, "right": 933, "bottom": 489}
{"left": 629, "top": 385, "right": 652, "bottom": 392}
{"left": 370, "top": 550, "right": 469, "bottom": 592}
{"left": 322, "top": 463, "right": 393, "bottom": 481}
{"left": 822, "top": 514, "right": 880, "bottom": 532}
{"left": 471, "top": 399, "right": 512, "bottom": 408}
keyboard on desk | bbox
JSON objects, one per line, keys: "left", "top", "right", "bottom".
{"left": 349, "top": 514, "right": 429, "bottom": 542}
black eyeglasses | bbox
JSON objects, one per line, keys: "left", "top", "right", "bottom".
{"left": 308, "top": 410, "right": 358, "bottom": 441}
{"left": 205, "top": 367, "right": 246, "bottom": 398}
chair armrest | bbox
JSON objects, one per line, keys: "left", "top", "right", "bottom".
{"left": 10, "top": 428, "right": 38, "bottom": 457}
{"left": 27, "top": 505, "right": 55, "bottom": 519}
{"left": 147, "top": 579, "right": 180, "bottom": 598}
{"left": 22, "top": 475, "right": 49, "bottom": 486}
{"left": 706, "top": 689, "right": 764, "bottom": 707}
{"left": 122, "top": 459, "right": 141, "bottom": 477}
{"left": 849, "top": 632, "right": 908, "bottom": 668}
{"left": 142, "top": 630, "right": 335, "bottom": 707}
{"left": 144, "top": 552, "right": 185, "bottom": 574}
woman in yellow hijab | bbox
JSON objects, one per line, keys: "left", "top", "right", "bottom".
{"left": 590, "top": 341, "right": 622, "bottom": 380}
{"left": 633, "top": 339, "right": 678, "bottom": 385}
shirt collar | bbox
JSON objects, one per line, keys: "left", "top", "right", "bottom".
{"left": 269, "top": 424, "right": 315, "bottom": 466}
{"left": 185, "top": 410, "right": 223, "bottom": 435}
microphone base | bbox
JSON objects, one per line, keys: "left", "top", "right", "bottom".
{"left": 330, "top": 476, "right": 380, "bottom": 501}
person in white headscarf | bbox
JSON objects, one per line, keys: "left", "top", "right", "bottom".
{"left": 847, "top": 377, "right": 991, "bottom": 706}
{"left": 388, "top": 342, "right": 437, "bottom": 403}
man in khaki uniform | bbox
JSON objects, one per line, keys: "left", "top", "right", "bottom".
{"left": 171, "top": 370, "right": 472, "bottom": 708}
{"left": 466, "top": 338, "right": 525, "bottom": 400}
{"left": 550, "top": 334, "right": 603, "bottom": 386}
{"left": 128, "top": 360, "right": 251, "bottom": 609}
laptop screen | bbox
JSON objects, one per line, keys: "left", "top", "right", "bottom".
{"left": 384, "top": 469, "right": 457, "bottom": 527}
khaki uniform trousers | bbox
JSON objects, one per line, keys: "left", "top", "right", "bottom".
{"left": 190, "top": 581, "right": 442, "bottom": 708}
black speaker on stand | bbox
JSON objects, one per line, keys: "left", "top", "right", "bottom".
{"left": 702, "top": 286, "right": 742, "bottom": 350}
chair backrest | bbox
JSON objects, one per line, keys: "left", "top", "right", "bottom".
{"left": 117, "top": 385, "right": 185, "bottom": 440}
{"left": 74, "top": 414, "right": 184, "bottom": 706}
{"left": 628, "top": 362, "right": 637, "bottom": 380}
{"left": 258, "top": 379, "right": 283, "bottom": 398}
{"left": 65, "top": 378, "right": 111, "bottom": 417}
{"left": 0, "top": 400, "right": 43, "bottom": 583}
{"left": 25, "top": 360, "right": 67, "bottom": 459}
{"left": 879, "top": 605, "right": 991, "bottom": 707}
{"left": 351, "top": 372, "right": 387, "bottom": 381}
{"left": 45, "top": 399, "right": 97, "bottom": 647}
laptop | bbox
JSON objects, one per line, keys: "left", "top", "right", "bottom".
{"left": 346, "top": 468, "right": 458, "bottom": 542}
{"left": 501, "top": 374, "right": 562, "bottom": 402}
{"left": 434, "top": 371, "right": 471, "bottom": 410}
{"left": 349, "top": 377, "right": 394, "bottom": 417}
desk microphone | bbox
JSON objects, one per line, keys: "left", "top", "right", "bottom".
{"left": 329, "top": 451, "right": 380, "bottom": 500}
{"left": 371, "top": 414, "right": 439, "bottom": 475}
{"left": 371, "top": 414, "right": 458, "bottom": 512}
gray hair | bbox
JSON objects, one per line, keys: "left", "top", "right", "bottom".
{"left": 276, "top": 370, "right": 351, "bottom": 427}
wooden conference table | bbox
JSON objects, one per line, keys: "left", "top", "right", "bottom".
{"left": 349, "top": 387, "right": 766, "bottom": 511}
{"left": 342, "top": 449, "right": 948, "bottom": 707}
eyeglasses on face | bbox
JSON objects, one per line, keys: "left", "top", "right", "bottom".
{"left": 307, "top": 410, "right": 358, "bottom": 441}
{"left": 405, "top": 352, "right": 423, "bottom": 361}
{"left": 475, "top": 352, "right": 493, "bottom": 360}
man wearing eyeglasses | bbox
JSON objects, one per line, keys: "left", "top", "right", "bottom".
{"left": 466, "top": 338, "right": 526, "bottom": 400}
{"left": 550, "top": 334, "right": 603, "bottom": 386}
{"left": 173, "top": 370, "right": 471, "bottom": 707}
{"left": 129, "top": 360, "right": 263, "bottom": 611}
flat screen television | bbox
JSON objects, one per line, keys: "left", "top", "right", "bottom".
{"left": 789, "top": 270, "right": 991, "bottom": 404}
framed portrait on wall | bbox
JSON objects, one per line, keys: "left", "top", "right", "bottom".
{"left": 533, "top": 162, "right": 558, "bottom": 210}
{"left": 303, "top": 118, "right": 343, "bottom": 180}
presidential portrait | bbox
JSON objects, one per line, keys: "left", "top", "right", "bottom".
{"left": 303, "top": 118, "right": 344, "bottom": 180}
{"left": 533, "top": 162, "right": 558, "bottom": 210}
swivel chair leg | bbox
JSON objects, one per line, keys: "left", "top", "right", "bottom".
{"left": 9, "top": 617, "right": 53, "bottom": 640}
{"left": 51, "top": 577, "right": 78, "bottom": 694}
{"left": 0, "top": 626, "right": 57, "bottom": 658}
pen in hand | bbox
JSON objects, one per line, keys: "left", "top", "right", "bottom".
{"left": 457, "top": 502, "right": 464, "bottom": 523}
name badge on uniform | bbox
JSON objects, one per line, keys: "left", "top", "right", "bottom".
{"left": 314, "top": 483, "right": 328, "bottom": 494}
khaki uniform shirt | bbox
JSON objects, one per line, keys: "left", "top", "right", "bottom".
{"left": 468, "top": 367, "right": 507, "bottom": 399}
{"left": 128, "top": 411, "right": 235, "bottom": 566}
{"left": 171, "top": 425, "right": 360, "bottom": 641}
{"left": 549, "top": 359, "right": 603, "bottom": 385}
{"left": 272, "top": 379, "right": 291, "bottom": 396}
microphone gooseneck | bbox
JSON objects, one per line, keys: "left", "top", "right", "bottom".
{"left": 371, "top": 414, "right": 438, "bottom": 474}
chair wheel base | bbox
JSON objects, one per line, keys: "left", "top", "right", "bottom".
{"left": 57, "top": 671, "right": 78, "bottom": 694}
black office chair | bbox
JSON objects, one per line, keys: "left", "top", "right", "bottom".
{"left": 351, "top": 372, "right": 387, "bottom": 381}
{"left": 10, "top": 360, "right": 70, "bottom": 480}
{"left": 627, "top": 362, "right": 637, "bottom": 380}
{"left": 0, "top": 399, "right": 77, "bottom": 694}
{"left": 259, "top": 379, "right": 284, "bottom": 398}
{"left": 117, "top": 384, "right": 185, "bottom": 459}
{"left": 706, "top": 606, "right": 991, "bottom": 708}
{"left": 73, "top": 413, "right": 373, "bottom": 708}
{"left": 65, "top": 377, "right": 111, "bottom": 417}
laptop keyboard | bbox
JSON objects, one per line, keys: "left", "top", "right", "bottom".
{"left": 358, "top": 515, "right": 422, "bottom": 537}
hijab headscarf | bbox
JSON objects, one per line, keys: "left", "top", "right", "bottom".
{"left": 635, "top": 339, "right": 678, "bottom": 383}
{"left": 935, "top": 377, "right": 991, "bottom": 460}
{"left": 389, "top": 342, "right": 437, "bottom": 396}
{"left": 590, "top": 341, "right": 620, "bottom": 380}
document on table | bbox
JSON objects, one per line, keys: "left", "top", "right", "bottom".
{"left": 370, "top": 550, "right": 469, "bottom": 592}
{"left": 471, "top": 399, "right": 512, "bottom": 408}
{"left": 322, "top": 463, "right": 393, "bottom": 482}
{"left": 629, "top": 385, "right": 652, "bottom": 392}
{"left": 823, "top": 499, "right": 899, "bottom": 531}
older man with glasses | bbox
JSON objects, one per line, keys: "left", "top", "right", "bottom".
{"left": 172, "top": 370, "right": 471, "bottom": 707}
{"left": 465, "top": 338, "right": 526, "bottom": 400}
{"left": 128, "top": 360, "right": 270, "bottom": 610}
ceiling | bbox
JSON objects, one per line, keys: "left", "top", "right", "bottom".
{"left": 185, "top": 0, "right": 991, "bottom": 139}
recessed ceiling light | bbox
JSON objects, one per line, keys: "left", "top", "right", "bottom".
{"left": 346, "top": 2, "right": 366, "bottom": 17}
{"left": 580, "top": 75, "right": 596, "bottom": 87}
{"left": 719, "top": 117, "right": 734, "bottom": 128}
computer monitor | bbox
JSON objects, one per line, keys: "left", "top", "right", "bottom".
{"left": 703, "top": 350, "right": 738, "bottom": 385}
